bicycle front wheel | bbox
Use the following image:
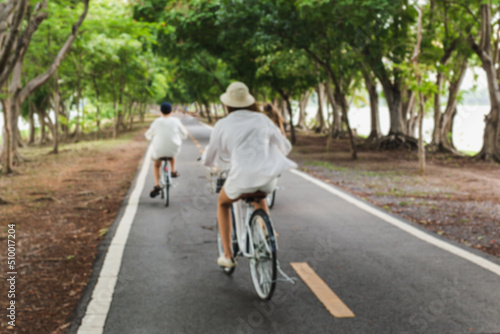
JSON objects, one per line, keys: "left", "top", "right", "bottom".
{"left": 248, "top": 209, "right": 277, "bottom": 300}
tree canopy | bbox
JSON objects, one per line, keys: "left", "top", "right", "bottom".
{"left": 2, "top": 0, "right": 500, "bottom": 175}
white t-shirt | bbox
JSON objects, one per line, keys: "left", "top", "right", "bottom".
{"left": 145, "top": 116, "right": 188, "bottom": 160}
{"left": 204, "top": 110, "right": 297, "bottom": 199}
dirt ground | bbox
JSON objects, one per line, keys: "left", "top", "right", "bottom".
{"left": 0, "top": 127, "right": 148, "bottom": 333}
{"left": 289, "top": 131, "right": 500, "bottom": 259}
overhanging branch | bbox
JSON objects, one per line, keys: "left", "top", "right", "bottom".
{"left": 19, "top": 0, "right": 90, "bottom": 103}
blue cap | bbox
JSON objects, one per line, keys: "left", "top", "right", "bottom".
{"left": 160, "top": 102, "right": 172, "bottom": 114}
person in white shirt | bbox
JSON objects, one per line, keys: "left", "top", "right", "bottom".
{"left": 145, "top": 102, "right": 188, "bottom": 198}
{"left": 204, "top": 82, "right": 297, "bottom": 268}
{"left": 263, "top": 103, "right": 286, "bottom": 136}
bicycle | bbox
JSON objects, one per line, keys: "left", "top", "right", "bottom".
{"left": 266, "top": 189, "right": 276, "bottom": 209}
{"left": 159, "top": 157, "right": 172, "bottom": 207}
{"left": 212, "top": 170, "right": 281, "bottom": 300}
{"left": 266, "top": 175, "right": 281, "bottom": 209}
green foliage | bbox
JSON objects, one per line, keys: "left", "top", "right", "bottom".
{"left": 11, "top": 0, "right": 498, "bottom": 152}
{"left": 20, "top": 0, "right": 163, "bottom": 136}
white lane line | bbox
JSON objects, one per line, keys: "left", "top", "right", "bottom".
{"left": 199, "top": 121, "right": 213, "bottom": 130}
{"left": 77, "top": 144, "right": 153, "bottom": 334}
{"left": 290, "top": 169, "right": 500, "bottom": 277}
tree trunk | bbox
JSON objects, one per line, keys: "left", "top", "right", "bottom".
{"left": 431, "top": 72, "right": 445, "bottom": 146}
{"left": 401, "top": 88, "right": 416, "bottom": 136}
{"left": 335, "top": 87, "right": 357, "bottom": 160}
{"left": 406, "top": 94, "right": 418, "bottom": 138}
{"left": 468, "top": 4, "right": 500, "bottom": 161}
{"left": 272, "top": 98, "right": 280, "bottom": 111}
{"left": 139, "top": 103, "right": 145, "bottom": 123}
{"left": 325, "top": 95, "right": 341, "bottom": 151}
{"left": 321, "top": 62, "right": 357, "bottom": 159}
{"left": 212, "top": 103, "right": 219, "bottom": 121}
{"left": 418, "top": 92, "right": 425, "bottom": 174}
{"left": 73, "top": 92, "right": 81, "bottom": 137}
{"left": 361, "top": 67, "right": 381, "bottom": 141}
{"left": 72, "top": 54, "right": 82, "bottom": 137}
{"left": 127, "top": 101, "right": 134, "bottom": 130}
{"left": 28, "top": 101, "right": 35, "bottom": 144}
{"left": 0, "top": 0, "right": 89, "bottom": 169}
{"left": 279, "top": 91, "right": 296, "bottom": 145}
{"left": 51, "top": 73, "right": 60, "bottom": 154}
{"left": 1, "top": 60, "right": 22, "bottom": 168}
{"left": 195, "top": 102, "right": 203, "bottom": 117}
{"left": 297, "top": 91, "right": 310, "bottom": 129}
{"left": 16, "top": 126, "right": 24, "bottom": 148}
{"left": 45, "top": 111, "right": 55, "bottom": 141}
{"left": 314, "top": 83, "right": 325, "bottom": 133}
{"left": 413, "top": 6, "right": 425, "bottom": 173}
{"left": 431, "top": 38, "right": 460, "bottom": 147}
{"left": 94, "top": 103, "right": 100, "bottom": 133}
{"left": 60, "top": 102, "right": 69, "bottom": 139}
{"left": 91, "top": 74, "right": 101, "bottom": 131}
{"left": 324, "top": 78, "right": 342, "bottom": 138}
{"left": 39, "top": 109, "right": 47, "bottom": 143}
{"left": 440, "top": 107, "right": 458, "bottom": 152}
{"left": 439, "top": 59, "right": 467, "bottom": 153}
{"left": 113, "top": 110, "right": 121, "bottom": 139}
{"left": 386, "top": 86, "right": 406, "bottom": 135}
{"left": 0, "top": 0, "right": 31, "bottom": 88}
{"left": 1, "top": 99, "right": 13, "bottom": 173}
{"left": 203, "top": 102, "right": 213, "bottom": 123}
{"left": 112, "top": 86, "right": 119, "bottom": 139}
{"left": 278, "top": 99, "right": 288, "bottom": 133}
{"left": 365, "top": 49, "right": 407, "bottom": 137}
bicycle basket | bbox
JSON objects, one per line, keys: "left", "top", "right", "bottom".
{"left": 205, "top": 167, "right": 229, "bottom": 194}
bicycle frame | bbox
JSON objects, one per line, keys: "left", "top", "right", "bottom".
{"left": 232, "top": 201, "right": 254, "bottom": 258}
{"left": 231, "top": 200, "right": 278, "bottom": 259}
{"left": 211, "top": 168, "right": 278, "bottom": 258}
{"left": 161, "top": 160, "right": 171, "bottom": 186}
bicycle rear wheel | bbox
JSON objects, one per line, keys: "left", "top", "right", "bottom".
{"left": 216, "top": 206, "right": 238, "bottom": 275}
{"left": 163, "top": 165, "right": 170, "bottom": 207}
{"left": 248, "top": 209, "right": 277, "bottom": 300}
{"left": 266, "top": 190, "right": 276, "bottom": 209}
{"left": 163, "top": 183, "right": 169, "bottom": 207}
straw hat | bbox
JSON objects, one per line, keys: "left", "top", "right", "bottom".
{"left": 220, "top": 82, "right": 255, "bottom": 108}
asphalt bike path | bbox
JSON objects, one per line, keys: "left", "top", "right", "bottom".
{"left": 77, "top": 114, "right": 500, "bottom": 334}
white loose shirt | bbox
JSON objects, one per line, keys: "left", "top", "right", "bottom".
{"left": 145, "top": 116, "right": 188, "bottom": 160}
{"left": 204, "top": 110, "right": 297, "bottom": 199}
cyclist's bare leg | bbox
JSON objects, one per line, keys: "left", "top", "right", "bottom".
{"left": 217, "top": 187, "right": 237, "bottom": 259}
{"left": 153, "top": 160, "right": 162, "bottom": 187}
{"left": 169, "top": 157, "right": 176, "bottom": 173}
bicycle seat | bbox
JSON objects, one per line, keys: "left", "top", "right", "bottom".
{"left": 158, "top": 157, "right": 173, "bottom": 161}
{"left": 240, "top": 191, "right": 267, "bottom": 203}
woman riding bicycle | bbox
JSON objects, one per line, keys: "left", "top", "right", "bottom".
{"left": 204, "top": 82, "right": 297, "bottom": 268}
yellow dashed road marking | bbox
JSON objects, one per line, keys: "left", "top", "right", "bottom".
{"left": 291, "top": 262, "right": 355, "bottom": 318}
{"left": 187, "top": 130, "right": 204, "bottom": 154}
